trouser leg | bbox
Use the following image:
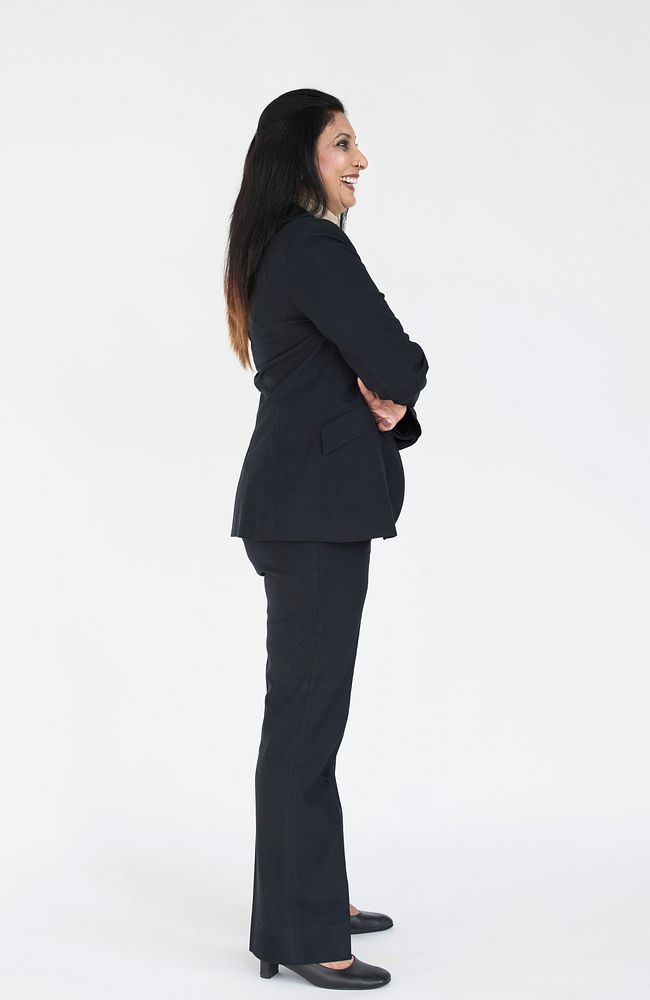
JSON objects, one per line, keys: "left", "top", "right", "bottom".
{"left": 242, "top": 537, "right": 371, "bottom": 965}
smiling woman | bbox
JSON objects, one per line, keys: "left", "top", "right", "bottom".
{"left": 223, "top": 88, "right": 429, "bottom": 991}
{"left": 310, "top": 117, "right": 367, "bottom": 210}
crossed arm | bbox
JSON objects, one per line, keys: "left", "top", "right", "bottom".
{"left": 289, "top": 219, "right": 429, "bottom": 451}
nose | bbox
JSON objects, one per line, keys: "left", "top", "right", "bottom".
{"left": 353, "top": 148, "right": 368, "bottom": 170}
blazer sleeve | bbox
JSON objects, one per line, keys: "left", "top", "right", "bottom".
{"left": 389, "top": 404, "right": 422, "bottom": 451}
{"left": 288, "top": 220, "right": 429, "bottom": 407}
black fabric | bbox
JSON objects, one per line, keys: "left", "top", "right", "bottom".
{"left": 231, "top": 207, "right": 429, "bottom": 541}
{"left": 242, "top": 536, "right": 372, "bottom": 964}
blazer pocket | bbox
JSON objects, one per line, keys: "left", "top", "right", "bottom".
{"left": 321, "top": 404, "right": 378, "bottom": 455}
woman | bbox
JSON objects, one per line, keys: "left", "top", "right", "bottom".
{"left": 224, "top": 88, "right": 429, "bottom": 990}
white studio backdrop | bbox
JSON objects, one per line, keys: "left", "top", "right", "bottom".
{"left": 0, "top": 2, "right": 648, "bottom": 998}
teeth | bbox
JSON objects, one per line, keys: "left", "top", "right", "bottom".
{"left": 340, "top": 176, "right": 357, "bottom": 185}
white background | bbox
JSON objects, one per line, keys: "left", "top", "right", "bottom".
{"left": 1, "top": 1, "right": 648, "bottom": 997}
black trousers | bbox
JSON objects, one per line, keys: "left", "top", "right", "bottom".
{"left": 242, "top": 537, "right": 372, "bottom": 965}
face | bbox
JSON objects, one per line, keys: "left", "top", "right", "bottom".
{"left": 315, "top": 112, "right": 368, "bottom": 215}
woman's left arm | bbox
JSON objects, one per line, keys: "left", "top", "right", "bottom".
{"left": 390, "top": 405, "right": 422, "bottom": 450}
{"left": 356, "top": 377, "right": 423, "bottom": 450}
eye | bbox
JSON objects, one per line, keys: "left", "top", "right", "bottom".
{"left": 337, "top": 140, "right": 349, "bottom": 148}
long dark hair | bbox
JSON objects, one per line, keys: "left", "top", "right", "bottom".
{"left": 224, "top": 88, "right": 349, "bottom": 369}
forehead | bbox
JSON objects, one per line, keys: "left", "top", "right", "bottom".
{"left": 322, "top": 115, "right": 357, "bottom": 143}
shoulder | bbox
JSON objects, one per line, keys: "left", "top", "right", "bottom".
{"left": 283, "top": 214, "right": 358, "bottom": 254}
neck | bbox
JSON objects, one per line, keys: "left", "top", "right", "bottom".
{"left": 295, "top": 194, "right": 341, "bottom": 227}
{"left": 321, "top": 207, "right": 341, "bottom": 225}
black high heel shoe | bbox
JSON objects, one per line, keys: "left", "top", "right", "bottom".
{"left": 260, "top": 954, "right": 391, "bottom": 989}
{"left": 350, "top": 909, "right": 394, "bottom": 934}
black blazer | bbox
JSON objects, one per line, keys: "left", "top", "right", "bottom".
{"left": 230, "top": 205, "right": 429, "bottom": 541}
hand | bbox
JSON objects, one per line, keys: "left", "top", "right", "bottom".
{"left": 356, "top": 377, "right": 407, "bottom": 431}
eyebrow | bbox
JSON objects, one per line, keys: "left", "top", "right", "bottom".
{"left": 334, "top": 132, "right": 358, "bottom": 143}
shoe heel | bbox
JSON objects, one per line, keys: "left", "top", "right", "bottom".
{"left": 260, "top": 959, "right": 279, "bottom": 978}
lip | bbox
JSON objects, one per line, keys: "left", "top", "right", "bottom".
{"left": 340, "top": 173, "right": 359, "bottom": 193}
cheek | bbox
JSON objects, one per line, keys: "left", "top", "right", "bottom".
{"left": 319, "top": 149, "right": 345, "bottom": 181}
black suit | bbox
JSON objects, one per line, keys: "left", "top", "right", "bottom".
{"left": 234, "top": 206, "right": 429, "bottom": 966}
{"left": 231, "top": 205, "right": 429, "bottom": 541}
